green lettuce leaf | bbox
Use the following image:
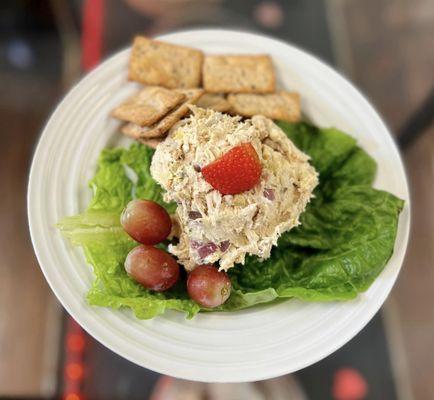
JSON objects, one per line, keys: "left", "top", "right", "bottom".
{"left": 227, "top": 185, "right": 403, "bottom": 303}
{"left": 58, "top": 144, "right": 200, "bottom": 319}
{"left": 59, "top": 123, "right": 403, "bottom": 318}
{"left": 222, "top": 122, "right": 403, "bottom": 307}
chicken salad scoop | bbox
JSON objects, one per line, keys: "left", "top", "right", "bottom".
{"left": 150, "top": 107, "right": 318, "bottom": 271}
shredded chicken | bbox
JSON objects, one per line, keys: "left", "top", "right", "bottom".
{"left": 151, "top": 107, "right": 318, "bottom": 271}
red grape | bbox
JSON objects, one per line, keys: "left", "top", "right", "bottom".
{"left": 121, "top": 199, "right": 171, "bottom": 245}
{"left": 187, "top": 265, "right": 231, "bottom": 308}
{"left": 125, "top": 245, "right": 179, "bottom": 291}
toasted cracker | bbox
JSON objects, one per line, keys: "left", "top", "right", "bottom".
{"left": 122, "top": 89, "right": 204, "bottom": 139}
{"left": 128, "top": 36, "right": 204, "bottom": 89}
{"left": 196, "top": 93, "right": 231, "bottom": 112}
{"left": 138, "top": 137, "right": 163, "bottom": 149}
{"left": 111, "top": 86, "right": 185, "bottom": 126}
{"left": 227, "top": 91, "right": 301, "bottom": 122}
{"left": 203, "top": 55, "right": 275, "bottom": 94}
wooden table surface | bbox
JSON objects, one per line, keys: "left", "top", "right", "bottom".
{"left": 330, "top": 1, "right": 434, "bottom": 399}
{"left": 0, "top": 0, "right": 433, "bottom": 398}
{"left": 0, "top": 80, "right": 63, "bottom": 396}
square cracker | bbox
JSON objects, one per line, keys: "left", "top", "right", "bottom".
{"left": 196, "top": 93, "right": 231, "bottom": 112}
{"left": 129, "top": 36, "right": 204, "bottom": 89}
{"left": 137, "top": 137, "right": 163, "bottom": 149}
{"left": 111, "top": 86, "right": 185, "bottom": 126}
{"left": 203, "top": 55, "right": 275, "bottom": 94}
{"left": 227, "top": 91, "right": 301, "bottom": 122}
{"left": 122, "top": 89, "right": 204, "bottom": 139}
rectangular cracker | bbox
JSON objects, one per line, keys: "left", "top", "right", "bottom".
{"left": 111, "top": 86, "right": 185, "bottom": 126}
{"left": 203, "top": 55, "right": 275, "bottom": 94}
{"left": 196, "top": 93, "right": 231, "bottom": 112}
{"left": 122, "top": 89, "right": 204, "bottom": 139}
{"left": 129, "top": 36, "right": 204, "bottom": 89}
{"left": 138, "top": 137, "right": 163, "bottom": 149}
{"left": 121, "top": 122, "right": 164, "bottom": 149}
{"left": 227, "top": 91, "right": 301, "bottom": 122}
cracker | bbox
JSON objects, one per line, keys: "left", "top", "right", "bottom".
{"left": 128, "top": 36, "right": 204, "bottom": 88}
{"left": 111, "top": 86, "right": 185, "bottom": 126}
{"left": 203, "top": 55, "right": 275, "bottom": 93}
{"left": 138, "top": 137, "right": 163, "bottom": 149}
{"left": 196, "top": 93, "right": 231, "bottom": 112}
{"left": 227, "top": 91, "right": 301, "bottom": 122}
{"left": 122, "top": 89, "right": 204, "bottom": 139}
{"left": 119, "top": 124, "right": 162, "bottom": 148}
{"left": 122, "top": 122, "right": 156, "bottom": 139}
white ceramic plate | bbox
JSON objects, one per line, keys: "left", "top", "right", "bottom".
{"left": 28, "top": 30, "right": 410, "bottom": 382}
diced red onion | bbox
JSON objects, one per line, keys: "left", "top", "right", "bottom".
{"left": 263, "top": 188, "right": 275, "bottom": 201}
{"left": 219, "top": 241, "right": 230, "bottom": 252}
{"left": 190, "top": 240, "right": 202, "bottom": 249}
{"left": 197, "top": 242, "right": 218, "bottom": 259}
{"left": 188, "top": 211, "right": 202, "bottom": 220}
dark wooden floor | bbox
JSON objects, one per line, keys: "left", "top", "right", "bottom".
{"left": 0, "top": 91, "right": 62, "bottom": 396}
{"left": 0, "top": 9, "right": 65, "bottom": 395}
{"left": 0, "top": 0, "right": 432, "bottom": 398}
{"left": 329, "top": 1, "right": 434, "bottom": 399}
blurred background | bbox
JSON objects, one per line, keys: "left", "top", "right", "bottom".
{"left": 1, "top": 0, "right": 433, "bottom": 399}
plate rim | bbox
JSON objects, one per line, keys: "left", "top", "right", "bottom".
{"left": 27, "top": 28, "right": 411, "bottom": 382}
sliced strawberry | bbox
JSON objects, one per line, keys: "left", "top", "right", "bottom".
{"left": 201, "top": 143, "right": 262, "bottom": 195}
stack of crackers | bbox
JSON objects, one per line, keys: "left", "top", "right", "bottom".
{"left": 111, "top": 36, "right": 301, "bottom": 148}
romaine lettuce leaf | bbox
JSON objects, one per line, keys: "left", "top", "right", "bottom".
{"left": 58, "top": 123, "right": 403, "bottom": 318}
{"left": 58, "top": 144, "right": 200, "bottom": 319}
{"left": 227, "top": 185, "right": 403, "bottom": 304}
{"left": 222, "top": 122, "right": 403, "bottom": 307}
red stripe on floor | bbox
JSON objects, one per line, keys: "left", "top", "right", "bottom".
{"left": 81, "top": 0, "right": 105, "bottom": 71}
{"left": 63, "top": 2, "right": 105, "bottom": 399}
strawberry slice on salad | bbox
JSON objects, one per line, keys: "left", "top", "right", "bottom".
{"left": 201, "top": 143, "right": 262, "bottom": 195}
